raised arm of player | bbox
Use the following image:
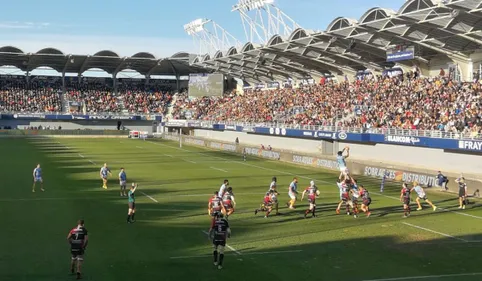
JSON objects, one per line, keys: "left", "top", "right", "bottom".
{"left": 344, "top": 146, "right": 350, "bottom": 159}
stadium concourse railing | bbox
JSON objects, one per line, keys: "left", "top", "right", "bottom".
{"left": 159, "top": 133, "right": 482, "bottom": 196}
{"left": 178, "top": 120, "right": 481, "bottom": 140}
{"left": 0, "top": 129, "right": 128, "bottom": 137}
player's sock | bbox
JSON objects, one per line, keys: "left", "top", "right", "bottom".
{"left": 219, "top": 254, "right": 224, "bottom": 266}
{"left": 213, "top": 250, "right": 218, "bottom": 263}
{"left": 127, "top": 215, "right": 131, "bottom": 222}
{"left": 312, "top": 207, "right": 316, "bottom": 217}
{"left": 131, "top": 213, "right": 135, "bottom": 221}
{"left": 76, "top": 272, "right": 81, "bottom": 279}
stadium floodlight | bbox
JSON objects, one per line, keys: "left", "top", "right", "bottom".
{"left": 184, "top": 19, "right": 242, "bottom": 59}
{"left": 231, "top": 0, "right": 300, "bottom": 45}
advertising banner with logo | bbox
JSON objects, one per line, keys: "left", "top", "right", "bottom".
{"left": 363, "top": 166, "right": 437, "bottom": 187}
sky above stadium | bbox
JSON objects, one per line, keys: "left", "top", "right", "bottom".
{"left": 0, "top": 0, "right": 406, "bottom": 58}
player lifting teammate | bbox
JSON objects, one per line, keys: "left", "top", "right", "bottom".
{"left": 219, "top": 179, "right": 229, "bottom": 197}
{"left": 100, "top": 163, "right": 112, "bottom": 189}
{"left": 400, "top": 183, "right": 411, "bottom": 218}
{"left": 127, "top": 183, "right": 138, "bottom": 223}
{"left": 32, "top": 164, "right": 44, "bottom": 192}
{"left": 349, "top": 180, "right": 360, "bottom": 218}
{"left": 336, "top": 179, "right": 351, "bottom": 215}
{"left": 222, "top": 187, "right": 236, "bottom": 219}
{"left": 209, "top": 212, "right": 231, "bottom": 270}
{"left": 411, "top": 181, "right": 437, "bottom": 211}
{"left": 301, "top": 181, "right": 319, "bottom": 218}
{"left": 67, "top": 219, "right": 88, "bottom": 279}
{"left": 119, "top": 168, "right": 127, "bottom": 197}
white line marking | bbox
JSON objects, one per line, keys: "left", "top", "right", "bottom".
{"left": 78, "top": 154, "right": 85, "bottom": 158}
{"left": 169, "top": 249, "right": 302, "bottom": 260}
{"left": 136, "top": 146, "right": 143, "bottom": 149}
{"left": 184, "top": 159, "right": 197, "bottom": 164}
{"left": 149, "top": 141, "right": 482, "bottom": 221}
{"left": 88, "top": 160, "right": 96, "bottom": 165}
{"left": 140, "top": 191, "right": 158, "bottom": 203}
{"left": 202, "top": 231, "right": 241, "bottom": 255}
{"left": 210, "top": 167, "right": 228, "bottom": 173}
{"left": 362, "top": 272, "right": 482, "bottom": 281}
{"left": 402, "top": 222, "right": 468, "bottom": 242}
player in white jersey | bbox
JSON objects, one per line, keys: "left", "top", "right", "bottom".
{"left": 336, "top": 146, "right": 350, "bottom": 180}
{"left": 301, "top": 181, "right": 319, "bottom": 218}
{"left": 411, "top": 181, "right": 437, "bottom": 211}
{"left": 268, "top": 177, "right": 279, "bottom": 194}
{"left": 219, "top": 179, "right": 229, "bottom": 197}
{"left": 349, "top": 183, "right": 360, "bottom": 218}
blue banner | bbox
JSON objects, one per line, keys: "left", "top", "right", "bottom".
{"left": 387, "top": 51, "right": 415, "bottom": 62}
{"left": 0, "top": 114, "right": 162, "bottom": 121}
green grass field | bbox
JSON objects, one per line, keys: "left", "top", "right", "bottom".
{"left": 1, "top": 137, "right": 482, "bottom": 281}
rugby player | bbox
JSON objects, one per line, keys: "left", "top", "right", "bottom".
{"left": 32, "top": 164, "right": 45, "bottom": 192}
{"left": 208, "top": 191, "right": 225, "bottom": 228}
{"left": 254, "top": 192, "right": 271, "bottom": 216}
{"left": 301, "top": 181, "right": 318, "bottom": 218}
{"left": 209, "top": 212, "right": 231, "bottom": 270}
{"left": 127, "top": 183, "right": 138, "bottom": 223}
{"left": 336, "top": 179, "right": 350, "bottom": 215}
{"left": 411, "top": 181, "right": 437, "bottom": 211}
{"left": 269, "top": 189, "right": 279, "bottom": 216}
{"left": 359, "top": 185, "right": 372, "bottom": 217}
{"left": 336, "top": 146, "right": 350, "bottom": 180}
{"left": 119, "top": 168, "right": 127, "bottom": 197}
{"left": 100, "top": 163, "right": 112, "bottom": 189}
{"left": 219, "top": 179, "right": 229, "bottom": 197}
{"left": 456, "top": 177, "right": 467, "bottom": 209}
{"left": 67, "top": 219, "right": 88, "bottom": 280}
{"left": 286, "top": 177, "right": 298, "bottom": 209}
{"left": 222, "top": 187, "right": 236, "bottom": 219}
{"left": 349, "top": 182, "right": 360, "bottom": 218}
{"left": 400, "top": 183, "right": 411, "bottom": 218}
{"left": 269, "top": 176, "right": 279, "bottom": 194}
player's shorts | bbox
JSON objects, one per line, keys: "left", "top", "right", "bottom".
{"left": 34, "top": 177, "right": 42, "bottom": 182}
{"left": 101, "top": 175, "right": 108, "bottom": 180}
{"left": 308, "top": 197, "right": 316, "bottom": 204}
{"left": 120, "top": 181, "right": 126, "bottom": 187}
{"left": 288, "top": 192, "right": 297, "bottom": 200}
{"left": 418, "top": 195, "right": 428, "bottom": 201}
{"left": 342, "top": 194, "right": 349, "bottom": 202}
{"left": 363, "top": 198, "right": 371, "bottom": 206}
{"left": 213, "top": 239, "right": 226, "bottom": 247}
{"left": 71, "top": 249, "right": 84, "bottom": 261}
{"left": 403, "top": 198, "right": 410, "bottom": 206}
{"left": 459, "top": 191, "right": 466, "bottom": 198}
{"left": 128, "top": 202, "right": 136, "bottom": 209}
{"left": 351, "top": 197, "right": 359, "bottom": 203}
{"left": 210, "top": 209, "right": 221, "bottom": 216}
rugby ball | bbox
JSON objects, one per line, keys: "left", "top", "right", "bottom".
{"left": 316, "top": 190, "right": 321, "bottom": 196}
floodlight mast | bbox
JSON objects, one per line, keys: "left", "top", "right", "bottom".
{"left": 184, "top": 18, "right": 242, "bottom": 58}
{"left": 232, "top": 0, "right": 300, "bottom": 45}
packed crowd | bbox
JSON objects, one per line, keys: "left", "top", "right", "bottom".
{"left": 172, "top": 76, "right": 482, "bottom": 135}
{"left": 0, "top": 80, "right": 62, "bottom": 113}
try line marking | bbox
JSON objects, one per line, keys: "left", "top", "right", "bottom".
{"left": 402, "top": 222, "right": 468, "bottom": 242}
{"left": 147, "top": 141, "right": 482, "bottom": 221}
{"left": 202, "top": 230, "right": 242, "bottom": 255}
{"left": 169, "top": 249, "right": 303, "bottom": 260}
{"left": 362, "top": 272, "right": 482, "bottom": 281}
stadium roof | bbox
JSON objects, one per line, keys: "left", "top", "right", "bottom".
{"left": 193, "top": 0, "right": 482, "bottom": 83}
{"left": 0, "top": 47, "right": 209, "bottom": 77}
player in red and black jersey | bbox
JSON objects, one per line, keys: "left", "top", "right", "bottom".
{"left": 208, "top": 191, "right": 225, "bottom": 229}
{"left": 359, "top": 185, "right": 372, "bottom": 217}
{"left": 222, "top": 187, "right": 236, "bottom": 219}
{"left": 301, "top": 181, "right": 318, "bottom": 218}
{"left": 209, "top": 212, "right": 231, "bottom": 270}
{"left": 400, "top": 183, "right": 411, "bottom": 218}
{"left": 336, "top": 179, "right": 351, "bottom": 215}
{"left": 254, "top": 192, "right": 272, "bottom": 217}
{"left": 67, "top": 219, "right": 89, "bottom": 280}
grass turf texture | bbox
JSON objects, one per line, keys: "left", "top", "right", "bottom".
{"left": 1, "top": 138, "right": 482, "bottom": 281}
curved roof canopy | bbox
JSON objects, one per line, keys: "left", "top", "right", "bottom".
{"left": 0, "top": 47, "right": 209, "bottom": 76}
{"left": 193, "top": 0, "right": 482, "bottom": 83}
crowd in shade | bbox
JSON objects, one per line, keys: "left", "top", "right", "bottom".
{"left": 0, "top": 80, "right": 62, "bottom": 113}
{"left": 172, "top": 76, "right": 482, "bottom": 136}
